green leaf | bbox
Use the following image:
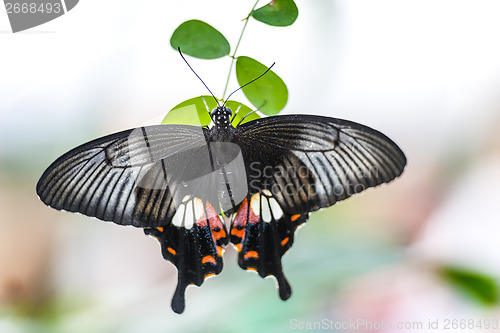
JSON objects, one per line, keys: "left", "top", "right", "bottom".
{"left": 235, "top": 56, "right": 287, "bottom": 115}
{"left": 440, "top": 266, "right": 499, "bottom": 306}
{"left": 225, "top": 100, "right": 261, "bottom": 125}
{"left": 251, "top": 0, "right": 298, "bottom": 27}
{"left": 162, "top": 96, "right": 259, "bottom": 126}
{"left": 162, "top": 96, "right": 215, "bottom": 125}
{"left": 170, "top": 20, "right": 230, "bottom": 59}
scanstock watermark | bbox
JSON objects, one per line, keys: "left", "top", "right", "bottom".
{"left": 289, "top": 318, "right": 500, "bottom": 331}
{"left": 290, "top": 318, "right": 424, "bottom": 331}
{"left": 4, "top": 0, "right": 79, "bottom": 32}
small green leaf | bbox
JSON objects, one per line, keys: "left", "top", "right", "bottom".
{"left": 162, "top": 96, "right": 259, "bottom": 126}
{"left": 440, "top": 266, "right": 499, "bottom": 305}
{"left": 251, "top": 0, "right": 298, "bottom": 27}
{"left": 236, "top": 56, "right": 287, "bottom": 115}
{"left": 170, "top": 20, "right": 230, "bottom": 59}
{"left": 162, "top": 96, "right": 215, "bottom": 125}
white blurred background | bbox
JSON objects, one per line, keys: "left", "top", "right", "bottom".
{"left": 1, "top": 1, "right": 500, "bottom": 332}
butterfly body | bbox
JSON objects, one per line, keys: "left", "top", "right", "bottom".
{"left": 210, "top": 105, "right": 235, "bottom": 131}
{"left": 37, "top": 106, "right": 406, "bottom": 313}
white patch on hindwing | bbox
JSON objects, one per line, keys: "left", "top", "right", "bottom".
{"left": 250, "top": 191, "right": 284, "bottom": 223}
{"left": 269, "top": 197, "right": 283, "bottom": 220}
{"left": 261, "top": 196, "right": 272, "bottom": 222}
{"left": 172, "top": 196, "right": 205, "bottom": 229}
{"left": 184, "top": 200, "right": 194, "bottom": 229}
{"left": 193, "top": 197, "right": 204, "bottom": 221}
{"left": 250, "top": 193, "right": 260, "bottom": 217}
{"left": 172, "top": 204, "right": 185, "bottom": 228}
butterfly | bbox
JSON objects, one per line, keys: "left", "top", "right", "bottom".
{"left": 36, "top": 102, "right": 406, "bottom": 313}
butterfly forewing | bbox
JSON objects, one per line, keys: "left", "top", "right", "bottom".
{"left": 236, "top": 115, "right": 406, "bottom": 214}
{"left": 36, "top": 125, "right": 209, "bottom": 227}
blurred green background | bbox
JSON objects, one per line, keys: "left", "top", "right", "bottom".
{"left": 1, "top": 1, "right": 500, "bottom": 332}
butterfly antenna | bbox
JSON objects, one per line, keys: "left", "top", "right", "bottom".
{"left": 236, "top": 101, "right": 266, "bottom": 126}
{"left": 223, "top": 62, "right": 275, "bottom": 107}
{"left": 178, "top": 47, "right": 220, "bottom": 117}
{"left": 236, "top": 109, "right": 259, "bottom": 126}
{"left": 230, "top": 110, "right": 238, "bottom": 123}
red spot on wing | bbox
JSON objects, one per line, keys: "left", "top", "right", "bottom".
{"left": 233, "top": 198, "right": 249, "bottom": 230}
{"left": 205, "top": 202, "right": 226, "bottom": 244}
{"left": 233, "top": 196, "right": 260, "bottom": 227}
{"left": 192, "top": 200, "right": 227, "bottom": 249}
{"left": 231, "top": 198, "right": 248, "bottom": 252}
{"left": 231, "top": 196, "right": 261, "bottom": 253}
{"left": 196, "top": 200, "right": 208, "bottom": 227}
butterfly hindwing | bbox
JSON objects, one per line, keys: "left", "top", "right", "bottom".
{"left": 144, "top": 199, "right": 228, "bottom": 314}
{"left": 230, "top": 192, "right": 308, "bottom": 300}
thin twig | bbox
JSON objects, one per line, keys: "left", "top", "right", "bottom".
{"left": 221, "top": 0, "right": 260, "bottom": 100}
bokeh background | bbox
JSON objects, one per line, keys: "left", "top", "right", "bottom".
{"left": 2, "top": 1, "right": 500, "bottom": 332}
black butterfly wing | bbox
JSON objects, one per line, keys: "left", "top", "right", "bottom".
{"left": 230, "top": 192, "right": 308, "bottom": 300}
{"left": 36, "top": 125, "right": 209, "bottom": 227}
{"left": 236, "top": 114, "right": 407, "bottom": 214}
{"left": 144, "top": 200, "right": 228, "bottom": 314}
{"left": 230, "top": 114, "right": 406, "bottom": 297}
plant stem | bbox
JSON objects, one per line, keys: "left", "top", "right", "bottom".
{"left": 221, "top": 0, "right": 260, "bottom": 100}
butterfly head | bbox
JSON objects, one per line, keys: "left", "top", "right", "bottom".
{"left": 211, "top": 106, "right": 233, "bottom": 129}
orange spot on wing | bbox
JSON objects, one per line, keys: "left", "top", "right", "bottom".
{"left": 156, "top": 227, "right": 164, "bottom": 232}
{"left": 291, "top": 214, "right": 301, "bottom": 222}
{"left": 202, "top": 255, "right": 216, "bottom": 265}
{"left": 246, "top": 267, "right": 257, "bottom": 272}
{"left": 167, "top": 247, "right": 176, "bottom": 255}
{"left": 205, "top": 273, "right": 215, "bottom": 278}
{"left": 231, "top": 228, "right": 244, "bottom": 238}
{"left": 212, "top": 229, "right": 226, "bottom": 240}
{"left": 216, "top": 246, "right": 223, "bottom": 257}
{"left": 281, "top": 237, "right": 289, "bottom": 246}
{"left": 244, "top": 251, "right": 259, "bottom": 260}
{"left": 235, "top": 243, "right": 242, "bottom": 252}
